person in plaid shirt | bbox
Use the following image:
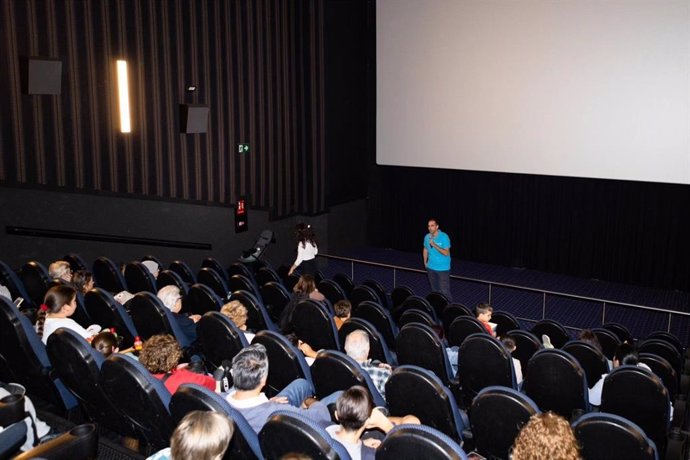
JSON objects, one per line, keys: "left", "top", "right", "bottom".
{"left": 344, "top": 330, "right": 392, "bottom": 399}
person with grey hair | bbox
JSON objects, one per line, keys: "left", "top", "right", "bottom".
{"left": 157, "top": 285, "right": 200, "bottom": 344}
{"left": 225, "top": 343, "right": 341, "bottom": 433}
{"left": 344, "top": 330, "right": 392, "bottom": 398}
{"left": 48, "top": 260, "right": 72, "bottom": 282}
{"left": 142, "top": 260, "right": 160, "bottom": 279}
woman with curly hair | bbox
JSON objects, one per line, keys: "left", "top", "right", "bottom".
{"left": 35, "top": 285, "right": 101, "bottom": 344}
{"left": 220, "top": 300, "right": 255, "bottom": 343}
{"left": 511, "top": 412, "right": 581, "bottom": 460}
{"left": 288, "top": 222, "right": 318, "bottom": 276}
{"left": 139, "top": 334, "right": 216, "bottom": 394}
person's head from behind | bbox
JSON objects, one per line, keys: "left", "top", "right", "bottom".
{"left": 613, "top": 342, "right": 639, "bottom": 368}
{"left": 293, "top": 274, "right": 317, "bottom": 295}
{"left": 36, "top": 285, "right": 78, "bottom": 338}
{"left": 336, "top": 386, "right": 373, "bottom": 434}
{"left": 142, "top": 260, "right": 160, "bottom": 279}
{"left": 344, "top": 330, "right": 370, "bottom": 362}
{"left": 91, "top": 331, "right": 119, "bottom": 357}
{"left": 139, "top": 334, "right": 183, "bottom": 374}
{"left": 578, "top": 329, "right": 603, "bottom": 354}
{"left": 501, "top": 336, "right": 517, "bottom": 353}
{"left": 49, "top": 261, "right": 72, "bottom": 282}
{"left": 231, "top": 344, "right": 269, "bottom": 392}
{"left": 158, "top": 285, "right": 183, "bottom": 313}
{"left": 295, "top": 222, "right": 316, "bottom": 245}
{"left": 475, "top": 303, "right": 493, "bottom": 322}
{"left": 511, "top": 412, "right": 580, "bottom": 460}
{"left": 170, "top": 410, "right": 234, "bottom": 460}
{"left": 72, "top": 270, "right": 95, "bottom": 294}
{"left": 221, "top": 300, "right": 249, "bottom": 331}
{"left": 334, "top": 300, "right": 352, "bottom": 320}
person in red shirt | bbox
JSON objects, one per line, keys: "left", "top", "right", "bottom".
{"left": 476, "top": 303, "right": 496, "bottom": 337}
{"left": 139, "top": 334, "right": 216, "bottom": 394}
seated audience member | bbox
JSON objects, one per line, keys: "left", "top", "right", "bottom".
{"left": 139, "top": 334, "right": 216, "bottom": 394}
{"left": 36, "top": 285, "right": 101, "bottom": 344}
{"left": 48, "top": 260, "right": 72, "bottom": 283}
{"left": 225, "top": 343, "right": 339, "bottom": 433}
{"left": 220, "top": 300, "right": 255, "bottom": 343}
{"left": 344, "top": 330, "right": 392, "bottom": 399}
{"left": 326, "top": 386, "right": 419, "bottom": 460}
{"left": 157, "top": 285, "right": 201, "bottom": 344}
{"left": 279, "top": 274, "right": 325, "bottom": 332}
{"left": 511, "top": 412, "right": 581, "bottom": 460}
{"left": 0, "top": 284, "right": 13, "bottom": 302}
{"left": 475, "top": 303, "right": 496, "bottom": 337}
{"left": 147, "top": 410, "right": 234, "bottom": 460}
{"left": 588, "top": 342, "right": 652, "bottom": 407}
{"left": 142, "top": 260, "right": 160, "bottom": 279}
{"left": 0, "top": 383, "right": 52, "bottom": 451}
{"left": 578, "top": 329, "right": 604, "bottom": 354}
{"left": 286, "top": 333, "right": 319, "bottom": 366}
{"left": 91, "top": 330, "right": 120, "bottom": 358}
{"left": 333, "top": 300, "right": 352, "bottom": 330}
{"left": 501, "top": 336, "right": 523, "bottom": 386}
{"left": 71, "top": 270, "right": 95, "bottom": 294}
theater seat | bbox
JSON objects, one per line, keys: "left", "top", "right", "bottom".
{"left": 290, "top": 299, "right": 340, "bottom": 351}
{"left": 197, "top": 311, "right": 248, "bottom": 370}
{"left": 197, "top": 267, "right": 231, "bottom": 300}
{"left": 0, "top": 422, "right": 26, "bottom": 458}
{"left": 349, "top": 284, "right": 380, "bottom": 310}
{"left": 256, "top": 266, "right": 282, "bottom": 287}
{"left": 491, "top": 310, "right": 520, "bottom": 337}
{"left": 506, "top": 329, "right": 542, "bottom": 371}
{"left": 201, "top": 257, "right": 229, "bottom": 283}
{"left": 20, "top": 261, "right": 51, "bottom": 307}
{"left": 229, "top": 274, "right": 259, "bottom": 297}
{"left": 376, "top": 424, "right": 468, "bottom": 460}
{"left": 447, "top": 316, "right": 488, "bottom": 348}
{"left": 184, "top": 283, "right": 223, "bottom": 316}
{"left": 259, "top": 281, "right": 291, "bottom": 322}
{"left": 393, "top": 296, "right": 437, "bottom": 323}
{"left": 573, "top": 412, "right": 659, "bottom": 460}
{"left": 391, "top": 285, "right": 414, "bottom": 309}
{"left": 169, "top": 260, "right": 196, "bottom": 284}
{"left": 13, "top": 424, "right": 98, "bottom": 460}
{"left": 311, "top": 350, "right": 386, "bottom": 407}
{"left": 0, "top": 260, "right": 36, "bottom": 310}
{"left": 562, "top": 340, "right": 609, "bottom": 390}
{"left": 229, "top": 290, "right": 278, "bottom": 333}
{"left": 156, "top": 269, "right": 188, "bottom": 294}
{"left": 252, "top": 330, "right": 313, "bottom": 398}
{"left": 363, "top": 278, "right": 388, "bottom": 309}
{"left": 332, "top": 273, "right": 355, "bottom": 298}
{"left": 592, "top": 327, "right": 621, "bottom": 360}
{"left": 396, "top": 323, "right": 456, "bottom": 387}
{"left": 440, "top": 304, "right": 472, "bottom": 336}
{"left": 128, "top": 292, "right": 192, "bottom": 348}
{"left": 83, "top": 288, "right": 138, "bottom": 348}
{"left": 531, "top": 319, "right": 570, "bottom": 349}
{"left": 338, "top": 317, "right": 396, "bottom": 365}
{"left": 426, "top": 291, "right": 451, "bottom": 318}
{"left": 352, "top": 300, "right": 398, "bottom": 351}
{"left": 124, "top": 261, "right": 157, "bottom": 294}
{"left": 92, "top": 256, "right": 128, "bottom": 293}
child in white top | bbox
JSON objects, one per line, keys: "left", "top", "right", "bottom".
{"left": 35, "top": 285, "right": 100, "bottom": 344}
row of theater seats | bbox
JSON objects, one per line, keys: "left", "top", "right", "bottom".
{"left": 2, "top": 253, "right": 690, "bottom": 459}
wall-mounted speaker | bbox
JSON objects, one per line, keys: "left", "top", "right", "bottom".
{"left": 21, "top": 57, "right": 63, "bottom": 95}
{"left": 179, "top": 104, "right": 209, "bottom": 133}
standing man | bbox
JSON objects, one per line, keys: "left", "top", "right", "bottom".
{"left": 423, "top": 218, "right": 452, "bottom": 301}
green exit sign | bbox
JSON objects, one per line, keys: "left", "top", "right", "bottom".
{"left": 238, "top": 143, "right": 250, "bottom": 154}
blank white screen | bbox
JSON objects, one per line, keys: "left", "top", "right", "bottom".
{"left": 376, "top": 0, "right": 690, "bottom": 184}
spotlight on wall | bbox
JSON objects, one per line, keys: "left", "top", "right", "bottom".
{"left": 116, "top": 60, "right": 131, "bottom": 133}
{"left": 186, "top": 85, "right": 198, "bottom": 92}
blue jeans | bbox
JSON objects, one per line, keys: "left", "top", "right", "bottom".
{"left": 428, "top": 269, "right": 452, "bottom": 302}
{"left": 277, "top": 378, "right": 342, "bottom": 407}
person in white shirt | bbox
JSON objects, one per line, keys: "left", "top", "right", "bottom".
{"left": 501, "top": 336, "right": 523, "bottom": 386}
{"left": 589, "top": 342, "right": 654, "bottom": 407}
{"left": 288, "top": 222, "right": 318, "bottom": 276}
{"left": 35, "top": 285, "right": 100, "bottom": 345}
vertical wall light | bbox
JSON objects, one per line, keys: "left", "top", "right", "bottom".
{"left": 116, "top": 60, "right": 131, "bottom": 133}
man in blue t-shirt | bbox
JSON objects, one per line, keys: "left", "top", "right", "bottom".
{"left": 423, "top": 218, "right": 452, "bottom": 301}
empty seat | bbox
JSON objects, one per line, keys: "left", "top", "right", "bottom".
{"left": 573, "top": 412, "right": 659, "bottom": 460}
{"left": 603, "top": 322, "right": 634, "bottom": 344}
{"left": 332, "top": 273, "right": 355, "bottom": 298}
{"left": 184, "top": 283, "right": 223, "bottom": 316}
{"left": 391, "top": 285, "right": 414, "bottom": 309}
{"left": 197, "top": 311, "right": 249, "bottom": 370}
{"left": 352, "top": 300, "right": 398, "bottom": 350}
{"left": 197, "top": 267, "right": 230, "bottom": 299}
{"left": 83, "top": 288, "right": 138, "bottom": 348}
{"left": 531, "top": 319, "right": 570, "bottom": 349}
{"left": 201, "top": 257, "right": 229, "bottom": 282}
{"left": 398, "top": 309, "right": 436, "bottom": 329}
{"left": 491, "top": 310, "right": 521, "bottom": 337}
{"left": 426, "top": 291, "right": 451, "bottom": 318}
{"left": 363, "top": 279, "right": 388, "bottom": 308}
{"left": 128, "top": 292, "right": 192, "bottom": 348}
{"left": 393, "top": 296, "right": 437, "bottom": 323}
{"left": 639, "top": 339, "right": 682, "bottom": 377}
{"left": 123, "top": 261, "right": 157, "bottom": 294}
{"left": 260, "top": 281, "right": 291, "bottom": 322}
{"left": 229, "top": 274, "right": 259, "bottom": 297}
{"left": 227, "top": 262, "right": 255, "bottom": 281}
{"left": 376, "top": 424, "right": 468, "bottom": 460}
{"left": 349, "top": 284, "right": 380, "bottom": 310}
{"left": 252, "top": 330, "right": 314, "bottom": 398}
{"left": 256, "top": 265, "right": 281, "bottom": 287}
{"left": 440, "top": 304, "right": 472, "bottom": 335}
{"left": 290, "top": 299, "right": 340, "bottom": 351}
{"left": 645, "top": 331, "right": 684, "bottom": 357}
{"left": 169, "top": 260, "right": 196, "bottom": 284}
{"left": 592, "top": 327, "right": 622, "bottom": 360}
{"left": 639, "top": 353, "right": 678, "bottom": 401}
{"left": 92, "top": 256, "right": 128, "bottom": 293}
{"left": 396, "top": 323, "right": 456, "bottom": 387}
{"left": 20, "top": 261, "right": 51, "bottom": 307}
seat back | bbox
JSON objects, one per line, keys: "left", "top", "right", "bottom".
{"left": 645, "top": 331, "right": 684, "bottom": 356}
{"left": 491, "top": 310, "right": 520, "bottom": 337}
{"left": 63, "top": 253, "right": 89, "bottom": 272}
{"left": 197, "top": 267, "right": 230, "bottom": 299}
{"left": 573, "top": 412, "right": 659, "bottom": 460}
{"left": 227, "top": 262, "right": 255, "bottom": 281}
{"left": 169, "top": 260, "right": 196, "bottom": 284}
{"left": 362, "top": 279, "right": 388, "bottom": 308}
{"left": 601, "top": 365, "right": 671, "bottom": 452}
{"left": 603, "top": 322, "right": 634, "bottom": 344}
{"left": 349, "top": 284, "right": 380, "bottom": 310}
{"left": 639, "top": 353, "right": 678, "bottom": 400}
{"left": 447, "top": 316, "right": 488, "bottom": 347}
{"left": 0, "top": 422, "right": 26, "bottom": 458}
{"left": 562, "top": 340, "right": 609, "bottom": 389}
{"left": 310, "top": 350, "right": 386, "bottom": 407}
{"left": 83, "top": 288, "right": 138, "bottom": 348}
{"left": 124, "top": 261, "right": 157, "bottom": 294}
{"left": 260, "top": 281, "right": 291, "bottom": 322}
{"left": 507, "top": 329, "right": 542, "bottom": 370}
{"left": 256, "top": 266, "right": 281, "bottom": 287}
{"left": 391, "top": 285, "right": 414, "bottom": 309}
{"left": 394, "top": 296, "right": 437, "bottom": 323}
{"left": 332, "top": 273, "right": 355, "bottom": 298}
{"left": 229, "top": 290, "right": 277, "bottom": 333}
{"left": 252, "top": 330, "right": 313, "bottom": 397}
{"left": 386, "top": 365, "right": 467, "bottom": 443}
{"left": 170, "top": 384, "right": 262, "bottom": 460}
{"left": 100, "top": 354, "right": 174, "bottom": 450}
{"left": 197, "top": 312, "right": 249, "bottom": 370}
{"left": 318, "top": 279, "right": 347, "bottom": 304}
{"left": 184, "top": 283, "right": 223, "bottom": 316}
{"left": 46, "top": 329, "right": 135, "bottom": 436}
{"left": 128, "top": 292, "right": 191, "bottom": 347}
{"left": 92, "top": 256, "right": 128, "bottom": 293}
{"left": 0, "top": 260, "right": 34, "bottom": 309}
{"left": 376, "top": 424, "right": 468, "bottom": 460}
{"left": 592, "top": 327, "right": 622, "bottom": 360}
{"left": 470, "top": 386, "right": 540, "bottom": 459}
{"left": 398, "top": 308, "right": 436, "bottom": 329}
{"left": 639, "top": 339, "right": 682, "bottom": 376}
{"left": 290, "top": 299, "right": 340, "bottom": 351}
{"left": 426, "top": 292, "right": 451, "bottom": 318}
{"left": 523, "top": 349, "right": 589, "bottom": 418}
{"left": 457, "top": 333, "right": 517, "bottom": 407}
{"left": 156, "top": 269, "right": 188, "bottom": 295}
{"left": 352, "top": 301, "right": 398, "bottom": 350}
{"left": 531, "top": 319, "right": 571, "bottom": 348}
{"left": 396, "top": 322, "right": 454, "bottom": 384}
{"left": 229, "top": 274, "right": 259, "bottom": 297}
{"left": 20, "top": 261, "right": 51, "bottom": 306}
{"left": 440, "top": 304, "right": 472, "bottom": 335}
{"left": 259, "top": 411, "right": 352, "bottom": 460}
{"left": 201, "top": 257, "right": 229, "bottom": 282}
{"left": 338, "top": 318, "right": 395, "bottom": 365}
{"left": 0, "top": 297, "right": 78, "bottom": 412}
